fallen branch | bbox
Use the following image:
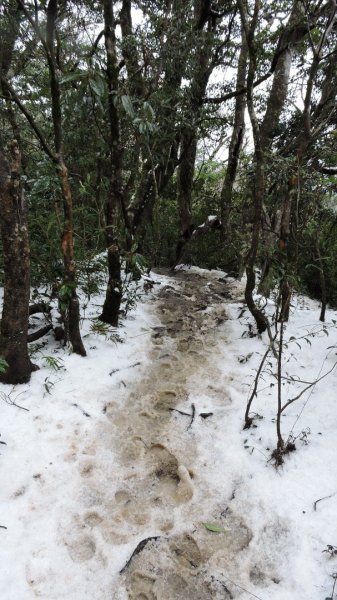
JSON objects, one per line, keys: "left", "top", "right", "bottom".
{"left": 173, "top": 216, "right": 222, "bottom": 268}
{"left": 29, "top": 302, "right": 51, "bottom": 315}
{"left": 28, "top": 324, "right": 53, "bottom": 343}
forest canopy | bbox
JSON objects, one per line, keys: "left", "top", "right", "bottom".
{"left": 0, "top": 0, "right": 337, "bottom": 383}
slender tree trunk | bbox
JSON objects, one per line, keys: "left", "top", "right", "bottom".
{"left": 239, "top": 0, "right": 269, "bottom": 333}
{"left": 45, "top": 0, "right": 86, "bottom": 355}
{"left": 239, "top": 0, "right": 303, "bottom": 332}
{"left": 279, "top": 276, "right": 291, "bottom": 323}
{"left": 174, "top": 1, "right": 217, "bottom": 265}
{"left": 58, "top": 159, "right": 86, "bottom": 354}
{"left": 100, "top": 0, "right": 123, "bottom": 326}
{"left": 316, "top": 229, "right": 327, "bottom": 322}
{"left": 0, "top": 2, "right": 36, "bottom": 382}
{"left": 244, "top": 159, "right": 269, "bottom": 332}
{"left": 0, "top": 140, "right": 35, "bottom": 383}
{"left": 221, "top": 23, "right": 247, "bottom": 239}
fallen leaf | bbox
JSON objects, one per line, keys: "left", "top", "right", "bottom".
{"left": 202, "top": 522, "right": 226, "bottom": 533}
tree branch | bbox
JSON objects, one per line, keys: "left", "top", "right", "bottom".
{"left": 0, "top": 77, "right": 56, "bottom": 162}
{"left": 280, "top": 361, "right": 337, "bottom": 414}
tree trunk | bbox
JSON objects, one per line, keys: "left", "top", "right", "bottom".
{"left": 239, "top": 0, "right": 302, "bottom": 332}
{"left": 278, "top": 277, "right": 291, "bottom": 323}
{"left": 100, "top": 0, "right": 123, "bottom": 326}
{"left": 316, "top": 229, "right": 327, "bottom": 322}
{"left": 174, "top": 1, "right": 217, "bottom": 264}
{"left": 45, "top": 0, "right": 86, "bottom": 355}
{"left": 174, "top": 131, "right": 197, "bottom": 265}
{"left": 58, "top": 159, "right": 86, "bottom": 354}
{"left": 221, "top": 22, "right": 247, "bottom": 239}
{"left": 0, "top": 140, "right": 35, "bottom": 383}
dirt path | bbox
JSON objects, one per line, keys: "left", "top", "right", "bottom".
{"left": 64, "top": 269, "right": 252, "bottom": 599}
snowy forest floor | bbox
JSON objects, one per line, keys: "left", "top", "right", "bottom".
{"left": 1, "top": 266, "right": 337, "bottom": 600}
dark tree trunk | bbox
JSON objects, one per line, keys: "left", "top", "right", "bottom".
{"left": 221, "top": 23, "right": 247, "bottom": 239}
{"left": 278, "top": 277, "right": 291, "bottom": 323}
{"left": 173, "top": 1, "right": 217, "bottom": 265}
{"left": 316, "top": 230, "right": 327, "bottom": 322}
{"left": 174, "top": 131, "right": 197, "bottom": 265}
{"left": 99, "top": 0, "right": 123, "bottom": 326}
{"left": 45, "top": 0, "right": 86, "bottom": 355}
{"left": 100, "top": 242, "right": 121, "bottom": 326}
{"left": 0, "top": 140, "right": 34, "bottom": 383}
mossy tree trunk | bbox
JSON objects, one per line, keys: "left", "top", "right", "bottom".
{"left": 45, "top": 0, "right": 86, "bottom": 355}
{"left": 0, "top": 140, "right": 35, "bottom": 383}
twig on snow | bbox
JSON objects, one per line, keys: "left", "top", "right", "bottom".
{"left": 220, "top": 573, "right": 266, "bottom": 600}
{"left": 0, "top": 391, "right": 29, "bottom": 411}
{"left": 168, "top": 408, "right": 191, "bottom": 417}
{"left": 72, "top": 403, "right": 91, "bottom": 418}
{"left": 187, "top": 403, "right": 196, "bottom": 430}
{"left": 313, "top": 491, "right": 337, "bottom": 512}
{"left": 109, "top": 361, "right": 141, "bottom": 376}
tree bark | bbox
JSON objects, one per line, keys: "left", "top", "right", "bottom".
{"left": 45, "top": 0, "right": 86, "bottom": 355}
{"left": 220, "top": 22, "right": 247, "bottom": 239}
{"left": 0, "top": 140, "right": 34, "bottom": 383}
{"left": 58, "top": 158, "right": 86, "bottom": 354}
{"left": 99, "top": 0, "right": 123, "bottom": 326}
{"left": 0, "top": 1, "right": 36, "bottom": 383}
{"left": 239, "top": 0, "right": 269, "bottom": 333}
{"left": 174, "top": 0, "right": 221, "bottom": 264}
{"left": 239, "top": 0, "right": 305, "bottom": 332}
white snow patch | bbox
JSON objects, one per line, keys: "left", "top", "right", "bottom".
{"left": 1, "top": 267, "right": 337, "bottom": 599}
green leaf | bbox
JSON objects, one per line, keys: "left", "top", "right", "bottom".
{"left": 89, "top": 77, "right": 105, "bottom": 99}
{"left": 58, "top": 282, "right": 76, "bottom": 303}
{"left": 202, "top": 522, "right": 226, "bottom": 533}
{"left": 142, "top": 101, "right": 155, "bottom": 120}
{"left": 60, "top": 71, "right": 88, "bottom": 84}
{"left": 0, "top": 358, "right": 9, "bottom": 374}
{"left": 121, "top": 95, "right": 135, "bottom": 118}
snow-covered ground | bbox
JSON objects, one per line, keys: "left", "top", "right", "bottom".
{"left": 1, "top": 266, "right": 337, "bottom": 600}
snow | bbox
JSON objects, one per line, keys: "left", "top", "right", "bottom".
{"left": 1, "top": 267, "right": 337, "bottom": 599}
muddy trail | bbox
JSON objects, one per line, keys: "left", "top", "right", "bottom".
{"left": 64, "top": 269, "right": 254, "bottom": 599}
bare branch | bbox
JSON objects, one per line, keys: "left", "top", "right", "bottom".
{"left": 281, "top": 361, "right": 337, "bottom": 413}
